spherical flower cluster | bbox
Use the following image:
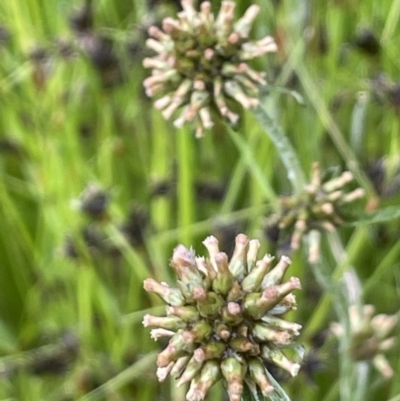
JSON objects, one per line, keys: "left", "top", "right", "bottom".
{"left": 143, "top": 0, "right": 277, "bottom": 137}
{"left": 331, "top": 304, "right": 397, "bottom": 378}
{"left": 265, "top": 163, "right": 365, "bottom": 261}
{"left": 143, "top": 234, "right": 302, "bottom": 401}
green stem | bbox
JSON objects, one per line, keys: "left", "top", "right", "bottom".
{"left": 150, "top": 112, "right": 171, "bottom": 232}
{"left": 177, "top": 128, "right": 195, "bottom": 245}
{"left": 220, "top": 155, "right": 247, "bottom": 214}
{"left": 308, "top": 231, "right": 365, "bottom": 401}
{"left": 227, "top": 127, "right": 278, "bottom": 210}
{"left": 353, "top": 362, "right": 370, "bottom": 401}
{"left": 220, "top": 123, "right": 260, "bottom": 214}
{"left": 302, "top": 228, "right": 365, "bottom": 338}
{"left": 321, "top": 381, "right": 339, "bottom": 401}
{"left": 381, "top": 0, "right": 400, "bottom": 42}
{"left": 77, "top": 352, "right": 157, "bottom": 401}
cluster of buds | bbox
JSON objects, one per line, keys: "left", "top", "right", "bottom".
{"left": 73, "top": 183, "right": 110, "bottom": 220}
{"left": 331, "top": 304, "right": 398, "bottom": 378}
{"left": 143, "top": 0, "right": 277, "bottom": 137}
{"left": 264, "top": 163, "right": 365, "bottom": 262}
{"left": 143, "top": 234, "right": 302, "bottom": 401}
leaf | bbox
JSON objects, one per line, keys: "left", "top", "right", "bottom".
{"left": 349, "top": 207, "right": 400, "bottom": 225}
{"left": 0, "top": 319, "right": 18, "bottom": 353}
{"left": 243, "top": 380, "right": 263, "bottom": 401}
{"left": 253, "top": 104, "right": 307, "bottom": 195}
{"left": 264, "top": 369, "right": 293, "bottom": 401}
{"left": 260, "top": 86, "right": 305, "bottom": 106}
{"left": 241, "top": 368, "right": 295, "bottom": 401}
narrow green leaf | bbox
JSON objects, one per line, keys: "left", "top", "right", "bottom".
{"left": 77, "top": 352, "right": 157, "bottom": 401}
{"left": 351, "top": 207, "right": 400, "bottom": 225}
{"left": 242, "top": 381, "right": 263, "bottom": 401}
{"left": 227, "top": 127, "right": 279, "bottom": 210}
{"left": 265, "top": 369, "right": 293, "bottom": 401}
{"left": 253, "top": 105, "right": 306, "bottom": 195}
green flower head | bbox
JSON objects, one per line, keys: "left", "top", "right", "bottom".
{"left": 143, "top": 234, "right": 302, "bottom": 401}
{"left": 143, "top": 0, "right": 277, "bottom": 137}
{"left": 265, "top": 163, "right": 365, "bottom": 262}
{"left": 331, "top": 304, "right": 397, "bottom": 379}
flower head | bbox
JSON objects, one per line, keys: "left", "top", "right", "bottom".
{"left": 73, "top": 183, "right": 110, "bottom": 220}
{"left": 143, "top": 234, "right": 302, "bottom": 401}
{"left": 143, "top": 1, "right": 277, "bottom": 137}
{"left": 331, "top": 304, "right": 397, "bottom": 378}
{"left": 264, "top": 163, "right": 365, "bottom": 262}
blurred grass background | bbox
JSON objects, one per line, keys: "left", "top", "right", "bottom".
{"left": 0, "top": 0, "right": 400, "bottom": 400}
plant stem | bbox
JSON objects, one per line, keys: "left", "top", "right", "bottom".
{"left": 227, "top": 127, "right": 278, "bottom": 210}
{"left": 150, "top": 112, "right": 172, "bottom": 232}
{"left": 177, "top": 127, "right": 195, "bottom": 245}
{"left": 77, "top": 352, "right": 157, "bottom": 401}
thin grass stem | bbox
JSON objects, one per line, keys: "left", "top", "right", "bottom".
{"left": 77, "top": 352, "right": 157, "bottom": 401}
{"left": 177, "top": 128, "right": 195, "bottom": 244}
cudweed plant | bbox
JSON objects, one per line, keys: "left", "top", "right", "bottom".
{"left": 331, "top": 304, "right": 398, "bottom": 379}
{"left": 143, "top": 234, "right": 303, "bottom": 401}
{"left": 264, "top": 163, "right": 365, "bottom": 262}
{"left": 143, "top": 0, "right": 276, "bottom": 137}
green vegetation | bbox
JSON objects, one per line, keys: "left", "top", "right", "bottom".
{"left": 0, "top": 1, "right": 399, "bottom": 400}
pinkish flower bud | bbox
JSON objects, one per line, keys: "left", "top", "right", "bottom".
{"left": 143, "top": 314, "right": 186, "bottom": 330}
{"left": 223, "top": 80, "right": 259, "bottom": 109}
{"left": 186, "top": 360, "right": 221, "bottom": 401}
{"left": 261, "top": 255, "right": 292, "bottom": 288}
{"left": 183, "top": 320, "right": 213, "bottom": 343}
{"left": 143, "top": 278, "right": 185, "bottom": 306}
{"left": 253, "top": 324, "right": 293, "bottom": 345}
{"left": 233, "top": 5, "right": 260, "bottom": 37}
{"left": 215, "top": 321, "right": 231, "bottom": 341}
{"left": 228, "top": 234, "right": 249, "bottom": 279}
{"left": 341, "top": 188, "right": 365, "bottom": 203}
{"left": 248, "top": 358, "right": 274, "bottom": 396}
{"left": 157, "top": 331, "right": 193, "bottom": 367}
{"left": 166, "top": 305, "right": 199, "bottom": 322}
{"left": 261, "top": 315, "right": 302, "bottom": 336}
{"left": 150, "top": 328, "right": 175, "bottom": 341}
{"left": 261, "top": 345, "right": 301, "bottom": 376}
{"left": 221, "top": 302, "right": 243, "bottom": 325}
{"left": 171, "top": 245, "right": 203, "bottom": 285}
{"left": 221, "top": 356, "right": 246, "bottom": 401}
{"left": 197, "top": 341, "right": 226, "bottom": 360}
{"left": 156, "top": 362, "right": 174, "bottom": 382}
{"left": 171, "top": 355, "right": 190, "bottom": 379}
{"left": 246, "top": 239, "right": 260, "bottom": 272}
{"left": 241, "top": 254, "right": 274, "bottom": 292}
{"left": 178, "top": 353, "right": 205, "bottom": 387}
{"left": 212, "top": 252, "right": 234, "bottom": 295}
{"left": 202, "top": 235, "right": 220, "bottom": 264}
{"left": 229, "top": 336, "right": 260, "bottom": 354}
